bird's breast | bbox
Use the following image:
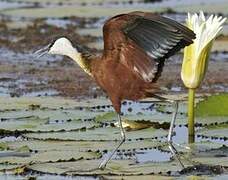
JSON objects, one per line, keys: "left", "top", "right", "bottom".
{"left": 92, "top": 59, "right": 150, "bottom": 101}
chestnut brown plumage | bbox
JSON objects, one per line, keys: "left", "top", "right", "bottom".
{"left": 36, "top": 11, "right": 195, "bottom": 169}
{"left": 91, "top": 12, "right": 195, "bottom": 114}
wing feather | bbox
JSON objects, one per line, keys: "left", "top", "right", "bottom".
{"left": 103, "top": 12, "right": 195, "bottom": 82}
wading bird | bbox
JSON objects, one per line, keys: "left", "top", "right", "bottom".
{"left": 36, "top": 11, "right": 195, "bottom": 169}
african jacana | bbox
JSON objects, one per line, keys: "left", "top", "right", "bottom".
{"left": 36, "top": 11, "right": 195, "bottom": 169}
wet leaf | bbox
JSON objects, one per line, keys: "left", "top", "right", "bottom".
{"left": 0, "top": 164, "right": 26, "bottom": 174}
{"left": 0, "top": 143, "right": 9, "bottom": 151}
{"left": 195, "top": 93, "right": 228, "bottom": 117}
{"left": 100, "top": 175, "right": 174, "bottom": 180}
{"left": 0, "top": 116, "right": 98, "bottom": 132}
{"left": 155, "top": 101, "right": 188, "bottom": 114}
{"left": 23, "top": 127, "right": 168, "bottom": 141}
{"left": 197, "top": 124, "right": 228, "bottom": 139}
{"left": 115, "top": 119, "right": 170, "bottom": 131}
{"left": 27, "top": 159, "right": 186, "bottom": 176}
{"left": 195, "top": 116, "right": 228, "bottom": 125}
{"left": 95, "top": 112, "right": 116, "bottom": 122}
{"left": 6, "top": 139, "right": 166, "bottom": 154}
{"left": 0, "top": 149, "right": 100, "bottom": 165}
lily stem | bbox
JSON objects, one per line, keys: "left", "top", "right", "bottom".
{"left": 188, "top": 88, "right": 195, "bottom": 143}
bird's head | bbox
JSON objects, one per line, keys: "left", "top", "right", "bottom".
{"left": 35, "top": 37, "right": 92, "bottom": 75}
{"left": 35, "top": 37, "right": 78, "bottom": 58}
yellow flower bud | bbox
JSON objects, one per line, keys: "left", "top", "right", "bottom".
{"left": 181, "top": 11, "right": 226, "bottom": 89}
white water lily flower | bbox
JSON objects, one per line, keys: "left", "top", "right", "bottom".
{"left": 181, "top": 11, "right": 227, "bottom": 88}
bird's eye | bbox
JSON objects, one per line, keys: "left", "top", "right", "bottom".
{"left": 48, "top": 40, "right": 55, "bottom": 49}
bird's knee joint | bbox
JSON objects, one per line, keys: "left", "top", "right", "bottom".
{"left": 121, "top": 135, "right": 126, "bottom": 142}
{"left": 168, "top": 139, "right": 172, "bottom": 144}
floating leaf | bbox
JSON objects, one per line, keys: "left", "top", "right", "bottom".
{"left": 195, "top": 93, "right": 228, "bottom": 117}
{"left": 0, "top": 151, "right": 100, "bottom": 165}
{"left": 23, "top": 127, "right": 168, "bottom": 141}
{"left": 27, "top": 159, "right": 187, "bottom": 176}
{"left": 197, "top": 124, "right": 228, "bottom": 139}
{"left": 155, "top": 101, "right": 188, "bottom": 114}
{"left": 115, "top": 119, "right": 170, "bottom": 131}
{"left": 6, "top": 139, "right": 166, "bottom": 155}
{"left": 0, "top": 143, "right": 9, "bottom": 151}
{"left": 0, "top": 116, "right": 98, "bottom": 132}
{"left": 195, "top": 116, "right": 228, "bottom": 125}
{"left": 0, "top": 164, "right": 26, "bottom": 174}
{"left": 95, "top": 112, "right": 116, "bottom": 122}
{"left": 100, "top": 175, "right": 174, "bottom": 180}
{"left": 192, "top": 156, "right": 228, "bottom": 167}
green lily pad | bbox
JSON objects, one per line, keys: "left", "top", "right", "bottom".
{"left": 195, "top": 117, "right": 228, "bottom": 125}
{"left": 0, "top": 143, "right": 9, "bottom": 151}
{"left": 0, "top": 96, "right": 110, "bottom": 112}
{"left": 95, "top": 112, "right": 116, "bottom": 122}
{"left": 23, "top": 127, "right": 168, "bottom": 141}
{"left": 119, "top": 119, "right": 170, "bottom": 131}
{"left": 1, "top": 5, "right": 164, "bottom": 18}
{"left": 0, "top": 114, "right": 98, "bottom": 132}
{"left": 100, "top": 175, "right": 174, "bottom": 180}
{"left": 0, "top": 140, "right": 101, "bottom": 165}
{"left": 124, "top": 113, "right": 187, "bottom": 125}
{"left": 192, "top": 157, "right": 228, "bottom": 167}
{"left": 6, "top": 139, "right": 166, "bottom": 154}
{"left": 27, "top": 159, "right": 187, "bottom": 176}
{"left": 155, "top": 101, "right": 188, "bottom": 114}
{"left": 197, "top": 124, "right": 228, "bottom": 139}
{"left": 195, "top": 93, "right": 228, "bottom": 117}
{"left": 0, "top": 150, "right": 99, "bottom": 165}
{"left": 0, "top": 164, "right": 26, "bottom": 174}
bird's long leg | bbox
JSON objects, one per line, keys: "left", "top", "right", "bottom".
{"left": 98, "top": 113, "right": 125, "bottom": 169}
{"left": 168, "top": 101, "right": 185, "bottom": 168}
{"left": 150, "top": 95, "right": 185, "bottom": 168}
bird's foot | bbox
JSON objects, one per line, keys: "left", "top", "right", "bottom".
{"left": 168, "top": 141, "right": 185, "bottom": 169}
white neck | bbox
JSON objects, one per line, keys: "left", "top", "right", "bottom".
{"left": 66, "top": 49, "right": 92, "bottom": 76}
{"left": 49, "top": 37, "right": 92, "bottom": 76}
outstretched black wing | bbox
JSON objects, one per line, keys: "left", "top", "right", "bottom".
{"left": 103, "top": 12, "right": 195, "bottom": 82}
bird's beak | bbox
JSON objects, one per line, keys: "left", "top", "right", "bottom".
{"left": 34, "top": 44, "right": 51, "bottom": 58}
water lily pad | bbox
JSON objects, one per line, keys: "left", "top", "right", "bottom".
{"left": 0, "top": 114, "right": 98, "bottom": 132}
{"left": 100, "top": 175, "right": 174, "bottom": 180}
{"left": 0, "top": 164, "right": 25, "bottom": 173}
{"left": 0, "top": 140, "right": 101, "bottom": 165}
{"left": 1, "top": 5, "right": 164, "bottom": 18}
{"left": 124, "top": 113, "right": 187, "bottom": 125}
{"left": 195, "top": 117, "right": 228, "bottom": 125}
{"left": 0, "top": 143, "right": 9, "bottom": 151}
{"left": 6, "top": 139, "right": 166, "bottom": 154}
{"left": 197, "top": 124, "right": 228, "bottom": 139}
{"left": 116, "top": 119, "right": 169, "bottom": 131}
{"left": 154, "top": 101, "right": 188, "bottom": 114}
{"left": 27, "top": 159, "right": 186, "bottom": 176}
{"left": 192, "top": 156, "right": 228, "bottom": 167}
{"left": 0, "top": 150, "right": 99, "bottom": 165}
{"left": 0, "top": 96, "right": 110, "bottom": 112}
{"left": 95, "top": 112, "right": 116, "bottom": 122}
{"left": 195, "top": 93, "right": 228, "bottom": 117}
{"left": 23, "top": 127, "right": 168, "bottom": 141}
